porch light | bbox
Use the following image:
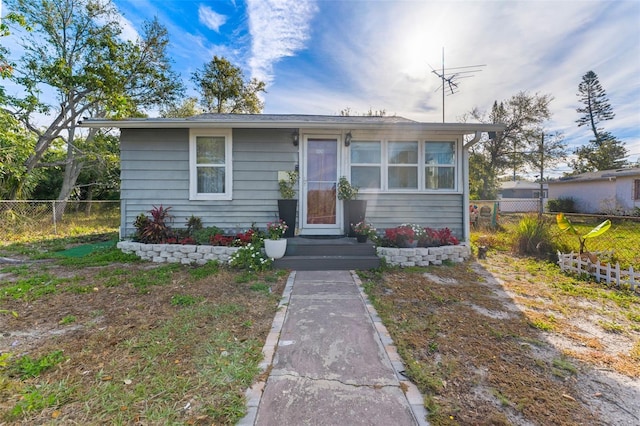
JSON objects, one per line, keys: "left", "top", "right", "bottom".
{"left": 292, "top": 129, "right": 299, "bottom": 146}
{"left": 345, "top": 131, "right": 352, "bottom": 147}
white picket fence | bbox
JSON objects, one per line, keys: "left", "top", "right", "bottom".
{"left": 557, "top": 251, "right": 639, "bottom": 291}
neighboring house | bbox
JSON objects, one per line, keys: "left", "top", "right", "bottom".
{"left": 80, "top": 114, "right": 502, "bottom": 242}
{"left": 499, "top": 180, "right": 547, "bottom": 199}
{"left": 547, "top": 167, "right": 640, "bottom": 214}
{"left": 498, "top": 180, "right": 548, "bottom": 213}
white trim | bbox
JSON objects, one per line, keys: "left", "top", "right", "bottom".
{"left": 189, "top": 129, "right": 233, "bottom": 201}
{"left": 347, "top": 137, "right": 462, "bottom": 194}
{"left": 300, "top": 134, "right": 343, "bottom": 235}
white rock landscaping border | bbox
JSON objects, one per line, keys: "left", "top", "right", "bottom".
{"left": 376, "top": 245, "right": 471, "bottom": 267}
{"left": 117, "top": 241, "right": 239, "bottom": 265}
{"left": 117, "top": 241, "right": 471, "bottom": 267}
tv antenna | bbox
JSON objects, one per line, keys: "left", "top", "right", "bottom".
{"left": 430, "top": 48, "right": 485, "bottom": 122}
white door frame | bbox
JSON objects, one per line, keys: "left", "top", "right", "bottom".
{"left": 300, "top": 134, "right": 343, "bottom": 235}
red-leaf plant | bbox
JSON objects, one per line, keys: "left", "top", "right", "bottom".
{"left": 139, "top": 205, "right": 174, "bottom": 244}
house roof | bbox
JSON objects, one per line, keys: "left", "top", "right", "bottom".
{"left": 549, "top": 167, "right": 640, "bottom": 184}
{"left": 78, "top": 113, "right": 504, "bottom": 135}
{"left": 500, "top": 180, "right": 547, "bottom": 190}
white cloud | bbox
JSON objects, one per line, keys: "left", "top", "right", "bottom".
{"left": 198, "top": 5, "right": 227, "bottom": 32}
{"left": 246, "top": 0, "right": 319, "bottom": 84}
{"left": 116, "top": 14, "right": 140, "bottom": 42}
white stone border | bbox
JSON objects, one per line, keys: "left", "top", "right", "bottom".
{"left": 376, "top": 244, "right": 471, "bottom": 267}
{"left": 117, "top": 241, "right": 239, "bottom": 265}
{"left": 117, "top": 241, "right": 471, "bottom": 268}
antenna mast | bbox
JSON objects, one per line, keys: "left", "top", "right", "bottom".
{"left": 430, "top": 48, "right": 485, "bottom": 122}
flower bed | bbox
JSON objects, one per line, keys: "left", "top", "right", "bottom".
{"left": 118, "top": 241, "right": 471, "bottom": 267}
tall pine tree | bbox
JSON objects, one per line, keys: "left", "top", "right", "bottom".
{"left": 571, "top": 71, "right": 627, "bottom": 173}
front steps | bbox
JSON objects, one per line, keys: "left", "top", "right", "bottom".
{"left": 272, "top": 237, "right": 380, "bottom": 271}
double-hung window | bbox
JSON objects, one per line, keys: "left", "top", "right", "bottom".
{"left": 349, "top": 138, "right": 458, "bottom": 192}
{"left": 388, "top": 141, "right": 419, "bottom": 189}
{"left": 189, "top": 129, "right": 232, "bottom": 200}
{"left": 350, "top": 141, "right": 382, "bottom": 189}
{"left": 425, "top": 142, "right": 455, "bottom": 189}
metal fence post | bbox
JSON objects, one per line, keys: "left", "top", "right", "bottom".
{"left": 52, "top": 200, "right": 57, "bottom": 234}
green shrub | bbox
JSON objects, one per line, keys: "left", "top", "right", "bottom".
{"left": 512, "top": 215, "right": 557, "bottom": 259}
{"left": 229, "top": 243, "right": 272, "bottom": 272}
{"left": 186, "top": 215, "right": 203, "bottom": 234}
{"left": 547, "top": 197, "right": 576, "bottom": 213}
{"left": 193, "top": 226, "right": 224, "bottom": 245}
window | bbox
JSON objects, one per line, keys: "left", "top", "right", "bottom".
{"left": 190, "top": 130, "right": 232, "bottom": 200}
{"left": 349, "top": 138, "right": 458, "bottom": 192}
{"left": 634, "top": 179, "right": 640, "bottom": 200}
{"left": 388, "top": 141, "right": 418, "bottom": 189}
{"left": 350, "top": 141, "right": 381, "bottom": 189}
{"left": 425, "top": 142, "right": 455, "bottom": 189}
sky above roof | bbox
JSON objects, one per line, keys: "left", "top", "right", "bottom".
{"left": 4, "top": 0, "right": 640, "bottom": 176}
{"left": 109, "top": 0, "right": 639, "bottom": 175}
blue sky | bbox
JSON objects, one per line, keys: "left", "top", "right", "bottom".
{"left": 5, "top": 0, "right": 640, "bottom": 176}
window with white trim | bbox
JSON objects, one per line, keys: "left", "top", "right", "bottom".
{"left": 350, "top": 141, "right": 382, "bottom": 189}
{"left": 189, "top": 129, "right": 232, "bottom": 200}
{"left": 349, "top": 138, "right": 458, "bottom": 192}
{"left": 425, "top": 142, "right": 455, "bottom": 189}
{"left": 388, "top": 141, "right": 418, "bottom": 189}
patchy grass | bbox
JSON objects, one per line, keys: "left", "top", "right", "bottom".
{"left": 0, "top": 234, "right": 286, "bottom": 425}
{"left": 360, "top": 251, "right": 639, "bottom": 425}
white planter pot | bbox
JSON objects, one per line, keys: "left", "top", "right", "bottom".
{"left": 264, "top": 238, "right": 287, "bottom": 259}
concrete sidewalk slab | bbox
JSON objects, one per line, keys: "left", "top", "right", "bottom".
{"left": 241, "top": 270, "right": 428, "bottom": 425}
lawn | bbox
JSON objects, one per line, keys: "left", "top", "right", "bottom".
{"left": 0, "top": 234, "right": 287, "bottom": 425}
{"left": 2, "top": 226, "right": 639, "bottom": 425}
{"left": 359, "top": 228, "right": 640, "bottom": 425}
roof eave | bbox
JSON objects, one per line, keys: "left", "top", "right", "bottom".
{"left": 77, "top": 118, "right": 504, "bottom": 134}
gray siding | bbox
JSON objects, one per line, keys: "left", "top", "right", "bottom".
{"left": 120, "top": 128, "right": 298, "bottom": 237}
{"left": 360, "top": 193, "right": 464, "bottom": 238}
{"left": 119, "top": 127, "right": 465, "bottom": 240}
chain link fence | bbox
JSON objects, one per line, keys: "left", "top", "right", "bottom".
{"left": 471, "top": 201, "right": 640, "bottom": 269}
{"left": 0, "top": 200, "right": 120, "bottom": 241}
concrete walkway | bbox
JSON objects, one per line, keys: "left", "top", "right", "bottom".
{"left": 239, "top": 270, "right": 428, "bottom": 425}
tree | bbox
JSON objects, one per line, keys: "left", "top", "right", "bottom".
{"left": 0, "top": 109, "right": 39, "bottom": 198}
{"left": 468, "top": 92, "right": 559, "bottom": 198}
{"left": 191, "top": 56, "right": 265, "bottom": 113}
{"left": 571, "top": 71, "right": 627, "bottom": 173}
{"left": 3, "top": 0, "right": 184, "bottom": 210}
{"left": 160, "top": 97, "right": 203, "bottom": 118}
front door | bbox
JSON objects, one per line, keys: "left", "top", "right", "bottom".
{"left": 302, "top": 136, "right": 341, "bottom": 234}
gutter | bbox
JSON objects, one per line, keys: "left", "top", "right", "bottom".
{"left": 78, "top": 118, "right": 505, "bottom": 135}
{"left": 463, "top": 131, "right": 482, "bottom": 150}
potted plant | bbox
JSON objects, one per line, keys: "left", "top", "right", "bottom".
{"left": 264, "top": 219, "right": 288, "bottom": 259}
{"left": 352, "top": 221, "right": 375, "bottom": 243}
{"left": 278, "top": 170, "right": 298, "bottom": 238}
{"left": 337, "top": 176, "right": 367, "bottom": 237}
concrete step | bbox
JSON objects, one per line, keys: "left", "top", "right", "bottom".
{"left": 285, "top": 241, "right": 376, "bottom": 257}
{"left": 273, "top": 255, "right": 381, "bottom": 271}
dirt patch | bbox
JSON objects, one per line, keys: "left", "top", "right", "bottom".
{"left": 0, "top": 257, "right": 286, "bottom": 424}
{"left": 362, "top": 253, "right": 640, "bottom": 425}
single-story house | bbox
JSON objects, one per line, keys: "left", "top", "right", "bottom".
{"left": 547, "top": 167, "right": 640, "bottom": 214}
{"left": 497, "top": 180, "right": 548, "bottom": 213}
{"left": 80, "top": 114, "right": 503, "bottom": 243}
{"left": 499, "top": 180, "right": 547, "bottom": 199}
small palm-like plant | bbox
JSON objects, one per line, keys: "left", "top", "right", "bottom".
{"left": 556, "top": 213, "right": 611, "bottom": 254}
